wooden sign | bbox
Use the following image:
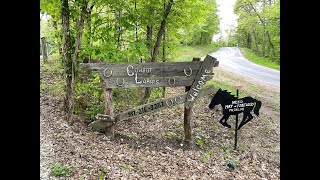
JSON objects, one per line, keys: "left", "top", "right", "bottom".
{"left": 80, "top": 61, "right": 214, "bottom": 88}
{"left": 185, "top": 55, "right": 217, "bottom": 109}
{"left": 88, "top": 85, "right": 216, "bottom": 131}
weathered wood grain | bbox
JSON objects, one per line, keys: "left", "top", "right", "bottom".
{"left": 183, "top": 57, "right": 200, "bottom": 145}
{"left": 214, "top": 60, "right": 219, "bottom": 67}
{"left": 88, "top": 86, "right": 216, "bottom": 131}
{"left": 97, "top": 71, "right": 213, "bottom": 88}
{"left": 89, "top": 120, "right": 114, "bottom": 131}
{"left": 95, "top": 114, "right": 114, "bottom": 121}
{"left": 103, "top": 87, "right": 114, "bottom": 138}
{"left": 80, "top": 61, "right": 203, "bottom": 77}
{"left": 116, "top": 85, "right": 216, "bottom": 121}
{"left": 185, "top": 55, "right": 217, "bottom": 109}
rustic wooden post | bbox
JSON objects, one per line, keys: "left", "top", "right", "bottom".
{"left": 41, "top": 37, "right": 48, "bottom": 63}
{"left": 103, "top": 87, "right": 115, "bottom": 139}
{"left": 184, "top": 57, "right": 201, "bottom": 145}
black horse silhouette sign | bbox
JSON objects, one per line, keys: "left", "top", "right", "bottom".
{"left": 209, "top": 88, "right": 262, "bottom": 130}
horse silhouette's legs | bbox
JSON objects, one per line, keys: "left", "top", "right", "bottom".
{"left": 238, "top": 113, "right": 248, "bottom": 130}
{"left": 238, "top": 112, "right": 253, "bottom": 130}
{"left": 219, "top": 114, "right": 231, "bottom": 128}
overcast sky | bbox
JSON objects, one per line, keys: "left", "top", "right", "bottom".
{"left": 212, "top": 0, "right": 238, "bottom": 41}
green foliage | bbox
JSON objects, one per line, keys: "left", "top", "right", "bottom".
{"left": 150, "top": 87, "right": 164, "bottom": 101}
{"left": 41, "top": 0, "right": 221, "bottom": 116}
{"left": 121, "top": 163, "right": 133, "bottom": 170}
{"left": 99, "top": 170, "right": 105, "bottom": 180}
{"left": 222, "top": 149, "right": 231, "bottom": 160}
{"left": 50, "top": 163, "right": 70, "bottom": 177}
{"left": 75, "top": 71, "right": 104, "bottom": 119}
{"left": 200, "top": 150, "right": 213, "bottom": 163}
{"left": 85, "top": 104, "right": 105, "bottom": 119}
{"left": 170, "top": 0, "right": 220, "bottom": 45}
{"left": 196, "top": 135, "right": 205, "bottom": 149}
{"left": 113, "top": 88, "right": 142, "bottom": 109}
{"left": 40, "top": 60, "right": 65, "bottom": 96}
{"left": 241, "top": 47, "right": 280, "bottom": 70}
{"left": 165, "top": 131, "right": 178, "bottom": 139}
{"left": 234, "top": 0, "right": 280, "bottom": 62}
{"left": 171, "top": 44, "right": 220, "bottom": 62}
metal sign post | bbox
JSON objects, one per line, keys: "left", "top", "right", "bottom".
{"left": 234, "top": 83, "right": 241, "bottom": 150}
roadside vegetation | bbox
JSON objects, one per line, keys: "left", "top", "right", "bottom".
{"left": 240, "top": 48, "right": 280, "bottom": 70}
{"left": 171, "top": 44, "right": 220, "bottom": 62}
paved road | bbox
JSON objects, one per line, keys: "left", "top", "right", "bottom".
{"left": 209, "top": 47, "right": 280, "bottom": 87}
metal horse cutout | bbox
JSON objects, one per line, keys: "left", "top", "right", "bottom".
{"left": 209, "top": 88, "right": 262, "bottom": 130}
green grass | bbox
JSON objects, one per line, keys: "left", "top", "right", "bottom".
{"left": 51, "top": 163, "right": 70, "bottom": 177}
{"left": 171, "top": 44, "right": 220, "bottom": 62}
{"left": 240, "top": 48, "right": 280, "bottom": 70}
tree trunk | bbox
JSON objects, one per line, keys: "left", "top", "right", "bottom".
{"left": 135, "top": 1, "right": 138, "bottom": 42}
{"left": 262, "top": 28, "right": 266, "bottom": 56}
{"left": 151, "top": 0, "right": 174, "bottom": 62}
{"left": 140, "top": 88, "right": 152, "bottom": 105}
{"left": 61, "top": 0, "right": 88, "bottom": 125}
{"left": 86, "top": 4, "right": 94, "bottom": 62}
{"left": 115, "top": 9, "right": 122, "bottom": 49}
{"left": 73, "top": 0, "right": 88, "bottom": 66}
{"left": 252, "top": 29, "right": 259, "bottom": 55}
{"left": 141, "top": 0, "right": 173, "bottom": 105}
{"left": 146, "top": 24, "right": 153, "bottom": 57}
{"left": 141, "top": 7, "right": 154, "bottom": 105}
{"left": 162, "top": 31, "right": 166, "bottom": 97}
{"left": 162, "top": 2, "right": 166, "bottom": 98}
{"left": 61, "top": 0, "right": 73, "bottom": 123}
{"left": 52, "top": 20, "right": 63, "bottom": 56}
{"left": 266, "top": 30, "right": 276, "bottom": 60}
{"left": 247, "top": 32, "right": 251, "bottom": 48}
{"left": 41, "top": 37, "right": 48, "bottom": 63}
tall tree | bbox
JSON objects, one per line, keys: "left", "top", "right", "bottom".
{"left": 234, "top": 0, "right": 279, "bottom": 62}
{"left": 140, "top": 0, "right": 174, "bottom": 105}
{"left": 60, "top": 0, "right": 88, "bottom": 124}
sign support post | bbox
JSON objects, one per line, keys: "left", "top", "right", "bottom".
{"left": 234, "top": 83, "right": 242, "bottom": 150}
{"left": 184, "top": 57, "right": 200, "bottom": 145}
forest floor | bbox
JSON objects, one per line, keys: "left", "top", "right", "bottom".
{"left": 40, "top": 59, "right": 280, "bottom": 179}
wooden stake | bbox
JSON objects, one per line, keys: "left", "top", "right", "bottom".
{"left": 103, "top": 88, "right": 115, "bottom": 140}
{"left": 183, "top": 57, "right": 200, "bottom": 145}
{"left": 41, "top": 37, "right": 48, "bottom": 63}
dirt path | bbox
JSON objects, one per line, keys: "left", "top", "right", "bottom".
{"left": 40, "top": 63, "right": 280, "bottom": 179}
{"left": 40, "top": 103, "right": 55, "bottom": 179}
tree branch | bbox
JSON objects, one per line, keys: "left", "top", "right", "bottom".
{"left": 151, "top": 0, "right": 174, "bottom": 62}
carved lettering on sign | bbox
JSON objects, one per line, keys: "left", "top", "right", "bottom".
{"left": 127, "top": 65, "right": 152, "bottom": 77}
{"left": 184, "top": 55, "right": 217, "bottom": 109}
{"left": 116, "top": 85, "right": 216, "bottom": 121}
{"left": 187, "top": 69, "right": 211, "bottom": 102}
{"left": 135, "top": 73, "right": 160, "bottom": 84}
{"left": 80, "top": 61, "right": 215, "bottom": 88}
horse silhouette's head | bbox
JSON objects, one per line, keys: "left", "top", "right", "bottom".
{"left": 209, "top": 88, "right": 223, "bottom": 109}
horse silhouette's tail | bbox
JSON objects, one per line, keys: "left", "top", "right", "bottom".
{"left": 254, "top": 100, "right": 262, "bottom": 116}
